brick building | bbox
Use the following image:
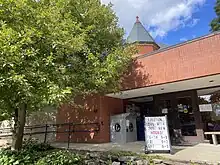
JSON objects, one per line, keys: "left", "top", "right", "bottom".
{"left": 56, "top": 17, "right": 220, "bottom": 144}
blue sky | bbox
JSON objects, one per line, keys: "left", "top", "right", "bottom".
{"left": 101, "top": 0, "right": 217, "bottom": 45}
{"left": 158, "top": 0, "right": 216, "bottom": 45}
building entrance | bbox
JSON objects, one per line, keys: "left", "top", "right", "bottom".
{"left": 197, "top": 87, "right": 220, "bottom": 143}
{"left": 125, "top": 90, "right": 204, "bottom": 145}
{"left": 125, "top": 97, "right": 154, "bottom": 141}
{"left": 154, "top": 91, "right": 202, "bottom": 144}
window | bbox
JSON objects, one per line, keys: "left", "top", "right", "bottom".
{"left": 177, "top": 97, "right": 197, "bottom": 136}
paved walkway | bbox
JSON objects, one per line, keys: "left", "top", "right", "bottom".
{"left": 52, "top": 141, "right": 220, "bottom": 164}
{"left": 165, "top": 143, "right": 220, "bottom": 164}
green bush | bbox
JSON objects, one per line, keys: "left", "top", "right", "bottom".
{"left": 0, "top": 140, "right": 55, "bottom": 165}
{"left": 0, "top": 149, "right": 37, "bottom": 165}
{"left": 36, "top": 150, "right": 81, "bottom": 165}
{"left": 0, "top": 147, "right": 81, "bottom": 165}
{"left": 22, "top": 139, "right": 54, "bottom": 152}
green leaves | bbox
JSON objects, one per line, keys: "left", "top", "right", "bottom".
{"left": 0, "top": 140, "right": 54, "bottom": 165}
{"left": 0, "top": 0, "right": 134, "bottom": 118}
{"left": 36, "top": 150, "right": 81, "bottom": 165}
{"left": 210, "top": 0, "right": 220, "bottom": 32}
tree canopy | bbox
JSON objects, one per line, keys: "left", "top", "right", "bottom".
{"left": 0, "top": 0, "right": 133, "bottom": 115}
{"left": 210, "top": 0, "right": 220, "bottom": 31}
{"left": 0, "top": 0, "right": 134, "bottom": 149}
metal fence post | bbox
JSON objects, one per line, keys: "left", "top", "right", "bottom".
{"left": 44, "top": 124, "right": 48, "bottom": 143}
{"left": 67, "top": 122, "right": 71, "bottom": 149}
{"left": 30, "top": 127, "right": 32, "bottom": 139}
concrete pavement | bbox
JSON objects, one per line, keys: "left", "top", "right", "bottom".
{"left": 52, "top": 141, "right": 220, "bottom": 164}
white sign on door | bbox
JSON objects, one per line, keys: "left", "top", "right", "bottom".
{"left": 199, "top": 104, "right": 212, "bottom": 112}
{"left": 144, "top": 116, "right": 171, "bottom": 152}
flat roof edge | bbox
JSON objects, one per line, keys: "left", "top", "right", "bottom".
{"left": 137, "top": 30, "right": 220, "bottom": 59}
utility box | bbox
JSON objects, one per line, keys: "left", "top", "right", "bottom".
{"left": 110, "top": 113, "right": 137, "bottom": 143}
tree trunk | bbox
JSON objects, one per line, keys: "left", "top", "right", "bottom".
{"left": 11, "top": 104, "right": 26, "bottom": 151}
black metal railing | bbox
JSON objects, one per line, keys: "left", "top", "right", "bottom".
{"left": 0, "top": 122, "right": 100, "bottom": 148}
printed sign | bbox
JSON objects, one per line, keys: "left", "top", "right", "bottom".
{"left": 216, "top": 109, "right": 220, "bottom": 116}
{"left": 199, "top": 104, "right": 212, "bottom": 112}
{"left": 212, "top": 103, "right": 220, "bottom": 116}
{"left": 144, "top": 116, "right": 171, "bottom": 152}
{"left": 162, "top": 108, "right": 168, "bottom": 114}
{"left": 129, "top": 122, "right": 133, "bottom": 132}
{"left": 114, "top": 123, "right": 121, "bottom": 132}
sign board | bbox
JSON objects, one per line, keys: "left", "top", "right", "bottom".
{"left": 212, "top": 103, "right": 220, "bottom": 116}
{"left": 216, "top": 109, "right": 220, "bottom": 116}
{"left": 199, "top": 104, "right": 212, "bottom": 112}
{"left": 144, "top": 116, "right": 171, "bottom": 153}
{"left": 162, "top": 108, "right": 168, "bottom": 114}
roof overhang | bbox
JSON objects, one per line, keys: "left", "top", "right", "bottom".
{"left": 106, "top": 74, "right": 220, "bottom": 99}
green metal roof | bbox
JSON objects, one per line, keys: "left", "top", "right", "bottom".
{"left": 127, "top": 16, "right": 155, "bottom": 44}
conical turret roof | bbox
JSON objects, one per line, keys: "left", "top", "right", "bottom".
{"left": 127, "top": 16, "right": 155, "bottom": 44}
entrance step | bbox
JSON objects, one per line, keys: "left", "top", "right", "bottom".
{"left": 203, "top": 139, "right": 210, "bottom": 144}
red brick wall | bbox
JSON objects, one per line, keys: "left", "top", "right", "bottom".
{"left": 56, "top": 95, "right": 123, "bottom": 143}
{"left": 56, "top": 95, "right": 101, "bottom": 143}
{"left": 122, "top": 33, "right": 220, "bottom": 90}
{"left": 99, "top": 96, "right": 124, "bottom": 142}
{"left": 56, "top": 33, "right": 220, "bottom": 143}
{"left": 133, "top": 43, "right": 159, "bottom": 58}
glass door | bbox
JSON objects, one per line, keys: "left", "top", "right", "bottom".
{"left": 177, "top": 96, "right": 197, "bottom": 136}
{"left": 158, "top": 99, "right": 174, "bottom": 139}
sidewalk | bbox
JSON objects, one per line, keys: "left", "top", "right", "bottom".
{"left": 52, "top": 141, "right": 220, "bottom": 164}
{"left": 165, "top": 143, "right": 220, "bottom": 164}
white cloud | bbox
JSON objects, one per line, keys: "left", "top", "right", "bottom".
{"left": 180, "top": 37, "right": 188, "bottom": 42}
{"left": 180, "top": 34, "right": 198, "bottom": 42}
{"left": 187, "top": 18, "right": 200, "bottom": 27}
{"left": 101, "top": 0, "right": 206, "bottom": 38}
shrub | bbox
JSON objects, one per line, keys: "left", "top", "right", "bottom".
{"left": 0, "top": 147, "right": 81, "bottom": 165}
{"left": 0, "top": 149, "right": 36, "bottom": 165}
{"left": 36, "top": 150, "right": 81, "bottom": 165}
{"left": 22, "top": 139, "right": 54, "bottom": 152}
{"left": 0, "top": 140, "right": 54, "bottom": 165}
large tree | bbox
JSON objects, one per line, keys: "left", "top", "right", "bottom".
{"left": 0, "top": 0, "right": 134, "bottom": 150}
{"left": 210, "top": 0, "right": 220, "bottom": 31}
